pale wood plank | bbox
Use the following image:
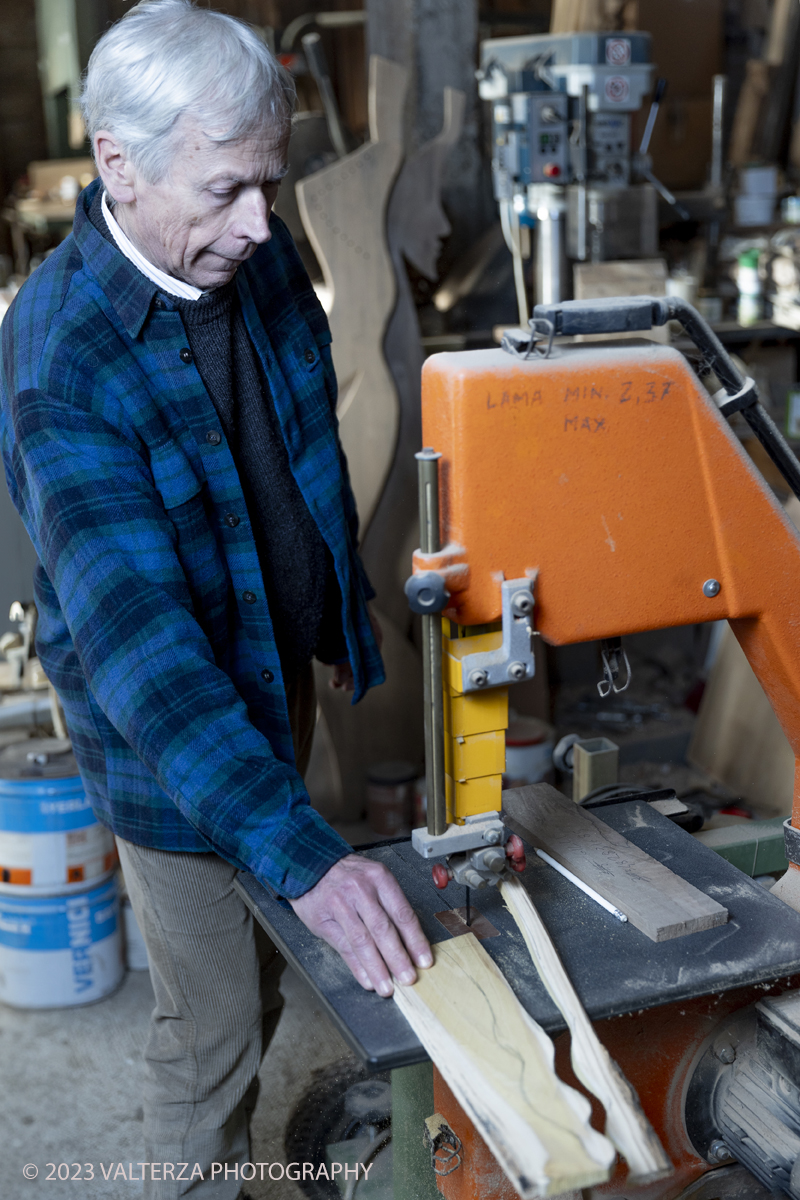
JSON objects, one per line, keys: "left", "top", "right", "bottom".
{"left": 550, "top": 0, "right": 583, "bottom": 32}
{"left": 502, "top": 784, "right": 728, "bottom": 942}
{"left": 572, "top": 259, "right": 669, "bottom": 345}
{"left": 729, "top": 59, "right": 770, "bottom": 167}
{"left": 550, "top": 0, "right": 600, "bottom": 32}
{"left": 689, "top": 623, "right": 794, "bottom": 817}
{"left": 393, "top": 933, "right": 615, "bottom": 1198}
{"left": 550, "top": 0, "right": 630, "bottom": 33}
{"left": 766, "top": 0, "right": 796, "bottom": 65}
{"left": 500, "top": 876, "right": 672, "bottom": 1183}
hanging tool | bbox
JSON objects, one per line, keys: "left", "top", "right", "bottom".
{"left": 300, "top": 31, "right": 351, "bottom": 160}
{"left": 598, "top": 637, "right": 631, "bottom": 697}
{"left": 634, "top": 78, "right": 690, "bottom": 220}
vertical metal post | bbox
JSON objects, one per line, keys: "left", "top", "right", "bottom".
{"left": 534, "top": 187, "right": 567, "bottom": 306}
{"left": 706, "top": 75, "right": 727, "bottom": 287}
{"left": 575, "top": 85, "right": 589, "bottom": 263}
{"left": 711, "top": 75, "right": 727, "bottom": 191}
{"left": 416, "top": 448, "right": 447, "bottom": 837}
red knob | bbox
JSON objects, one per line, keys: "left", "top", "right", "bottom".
{"left": 543, "top": 163, "right": 561, "bottom": 179}
{"left": 432, "top": 863, "right": 452, "bottom": 889}
{"left": 506, "top": 834, "right": 526, "bottom": 872}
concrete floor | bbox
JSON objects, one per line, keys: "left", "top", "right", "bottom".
{"left": 0, "top": 963, "right": 357, "bottom": 1200}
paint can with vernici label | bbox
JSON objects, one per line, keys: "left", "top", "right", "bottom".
{"left": 0, "top": 739, "right": 117, "bottom": 893}
{"left": 0, "top": 874, "right": 124, "bottom": 1007}
{"left": 0, "top": 739, "right": 123, "bottom": 1007}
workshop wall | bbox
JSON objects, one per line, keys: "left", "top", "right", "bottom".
{"left": 632, "top": 0, "right": 725, "bottom": 191}
{"left": 214, "top": 0, "right": 368, "bottom": 137}
{"left": 366, "top": 0, "right": 495, "bottom": 271}
{"left": 0, "top": 0, "right": 47, "bottom": 254}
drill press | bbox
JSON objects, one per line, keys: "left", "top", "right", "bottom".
{"left": 477, "top": 30, "right": 688, "bottom": 316}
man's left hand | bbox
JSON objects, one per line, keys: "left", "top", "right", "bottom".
{"left": 289, "top": 854, "right": 432, "bottom": 996}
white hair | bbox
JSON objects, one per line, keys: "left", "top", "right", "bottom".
{"left": 81, "top": 0, "right": 296, "bottom": 182}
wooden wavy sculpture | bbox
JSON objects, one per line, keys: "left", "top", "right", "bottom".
{"left": 501, "top": 875, "right": 672, "bottom": 1184}
{"left": 297, "top": 56, "right": 408, "bottom": 535}
{"left": 394, "top": 933, "right": 616, "bottom": 1198}
{"left": 361, "top": 86, "right": 465, "bottom": 627}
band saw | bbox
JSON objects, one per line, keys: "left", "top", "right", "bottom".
{"left": 237, "top": 298, "right": 800, "bottom": 1200}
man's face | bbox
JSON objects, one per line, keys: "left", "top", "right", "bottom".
{"left": 111, "top": 116, "right": 288, "bottom": 289}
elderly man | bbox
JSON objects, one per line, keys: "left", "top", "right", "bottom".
{"left": 1, "top": 1, "right": 431, "bottom": 1195}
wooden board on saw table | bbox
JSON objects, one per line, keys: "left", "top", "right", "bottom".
{"left": 503, "top": 783, "right": 728, "bottom": 942}
{"left": 393, "top": 932, "right": 615, "bottom": 1198}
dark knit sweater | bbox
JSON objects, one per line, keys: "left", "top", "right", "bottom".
{"left": 90, "top": 191, "right": 346, "bottom": 680}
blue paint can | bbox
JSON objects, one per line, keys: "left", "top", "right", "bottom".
{"left": 0, "top": 739, "right": 117, "bottom": 893}
{"left": 0, "top": 874, "right": 124, "bottom": 1007}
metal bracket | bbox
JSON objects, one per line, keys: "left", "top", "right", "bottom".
{"left": 448, "top": 845, "right": 509, "bottom": 889}
{"left": 501, "top": 317, "right": 555, "bottom": 360}
{"left": 423, "top": 1114, "right": 462, "bottom": 1177}
{"left": 714, "top": 376, "right": 759, "bottom": 418}
{"left": 460, "top": 576, "right": 536, "bottom": 693}
{"left": 598, "top": 637, "right": 631, "bottom": 697}
{"left": 412, "top": 812, "right": 506, "bottom": 859}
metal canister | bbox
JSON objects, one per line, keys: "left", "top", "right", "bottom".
{"left": 0, "top": 739, "right": 124, "bottom": 1007}
{"left": 504, "top": 717, "right": 555, "bottom": 787}
{"left": 0, "top": 739, "right": 117, "bottom": 893}
{"left": 0, "top": 874, "right": 124, "bottom": 1008}
{"left": 366, "top": 761, "right": 417, "bottom": 837}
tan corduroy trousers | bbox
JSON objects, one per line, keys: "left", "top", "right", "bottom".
{"left": 117, "top": 666, "right": 317, "bottom": 1199}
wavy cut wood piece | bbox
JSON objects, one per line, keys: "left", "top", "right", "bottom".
{"left": 296, "top": 56, "right": 407, "bottom": 535}
{"left": 500, "top": 876, "right": 672, "bottom": 1184}
{"left": 503, "top": 784, "right": 728, "bottom": 942}
{"left": 361, "top": 87, "right": 465, "bottom": 626}
{"left": 393, "top": 933, "right": 615, "bottom": 1198}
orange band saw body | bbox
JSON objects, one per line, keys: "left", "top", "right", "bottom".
{"left": 416, "top": 341, "right": 800, "bottom": 838}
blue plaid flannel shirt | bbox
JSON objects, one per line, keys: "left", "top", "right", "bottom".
{"left": 0, "top": 179, "right": 384, "bottom": 899}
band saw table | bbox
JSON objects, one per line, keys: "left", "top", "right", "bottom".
{"left": 234, "top": 799, "right": 800, "bottom": 1071}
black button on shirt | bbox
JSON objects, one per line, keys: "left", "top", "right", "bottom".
{"left": 242, "top": 590, "right": 257, "bottom": 604}
{"left": 168, "top": 282, "right": 346, "bottom": 679}
{"left": 225, "top": 513, "right": 240, "bottom": 527}
{"left": 179, "top": 347, "right": 193, "bottom": 364}
{"left": 261, "top": 668, "right": 274, "bottom": 683}
{"left": 88, "top": 184, "right": 347, "bottom": 684}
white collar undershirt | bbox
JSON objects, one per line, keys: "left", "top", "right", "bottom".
{"left": 101, "top": 191, "right": 205, "bottom": 301}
